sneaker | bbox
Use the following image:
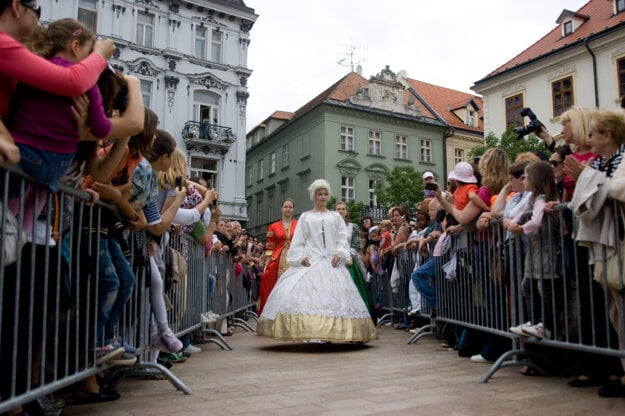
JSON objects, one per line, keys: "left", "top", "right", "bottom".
{"left": 522, "top": 322, "right": 551, "bottom": 339}
{"left": 510, "top": 321, "right": 533, "bottom": 336}
{"left": 160, "top": 329, "right": 183, "bottom": 353}
{"left": 95, "top": 345, "right": 125, "bottom": 365}
{"left": 159, "top": 352, "right": 188, "bottom": 363}
{"left": 25, "top": 394, "right": 65, "bottom": 416}
{"left": 183, "top": 344, "right": 202, "bottom": 354}
{"left": 109, "top": 351, "right": 137, "bottom": 366}
{"left": 470, "top": 354, "right": 492, "bottom": 363}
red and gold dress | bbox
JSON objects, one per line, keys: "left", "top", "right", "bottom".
{"left": 258, "top": 219, "right": 297, "bottom": 314}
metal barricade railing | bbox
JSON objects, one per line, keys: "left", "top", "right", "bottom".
{"left": 0, "top": 161, "right": 255, "bottom": 412}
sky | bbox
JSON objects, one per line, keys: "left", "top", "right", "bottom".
{"left": 245, "top": 0, "right": 590, "bottom": 132}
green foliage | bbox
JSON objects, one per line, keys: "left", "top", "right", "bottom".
{"left": 326, "top": 197, "right": 366, "bottom": 224}
{"left": 373, "top": 166, "right": 423, "bottom": 210}
{"left": 469, "top": 125, "right": 550, "bottom": 162}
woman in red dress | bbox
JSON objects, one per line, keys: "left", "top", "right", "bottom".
{"left": 258, "top": 198, "right": 298, "bottom": 314}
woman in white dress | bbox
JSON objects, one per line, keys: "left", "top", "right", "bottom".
{"left": 256, "top": 179, "right": 378, "bottom": 342}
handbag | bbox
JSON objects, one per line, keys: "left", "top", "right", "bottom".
{"left": 442, "top": 252, "right": 457, "bottom": 281}
{"left": 1, "top": 205, "right": 26, "bottom": 266}
{"left": 595, "top": 202, "right": 625, "bottom": 290}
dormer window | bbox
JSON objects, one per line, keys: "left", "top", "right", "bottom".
{"left": 465, "top": 109, "right": 476, "bottom": 127}
{"left": 563, "top": 20, "right": 573, "bottom": 36}
{"left": 556, "top": 10, "right": 589, "bottom": 38}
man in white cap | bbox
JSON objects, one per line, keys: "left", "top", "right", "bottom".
{"left": 422, "top": 171, "right": 436, "bottom": 198}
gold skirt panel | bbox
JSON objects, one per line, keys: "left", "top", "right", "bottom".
{"left": 256, "top": 313, "right": 378, "bottom": 342}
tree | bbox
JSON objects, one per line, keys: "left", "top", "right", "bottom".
{"left": 373, "top": 166, "right": 423, "bottom": 210}
{"left": 326, "top": 197, "right": 366, "bottom": 224}
{"left": 469, "top": 125, "right": 550, "bottom": 162}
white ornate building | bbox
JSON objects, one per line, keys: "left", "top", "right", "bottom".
{"left": 39, "top": 0, "right": 257, "bottom": 222}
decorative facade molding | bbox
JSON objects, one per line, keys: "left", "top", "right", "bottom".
{"left": 336, "top": 158, "right": 362, "bottom": 176}
{"left": 127, "top": 59, "right": 161, "bottom": 77}
{"left": 188, "top": 74, "right": 226, "bottom": 90}
{"left": 365, "top": 163, "right": 389, "bottom": 180}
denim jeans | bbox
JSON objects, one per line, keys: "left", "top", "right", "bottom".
{"left": 16, "top": 143, "right": 74, "bottom": 192}
{"left": 98, "top": 236, "right": 136, "bottom": 346}
{"left": 411, "top": 256, "right": 437, "bottom": 308}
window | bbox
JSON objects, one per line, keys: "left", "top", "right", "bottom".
{"left": 395, "top": 135, "right": 408, "bottom": 159}
{"left": 211, "top": 29, "right": 222, "bottom": 63}
{"left": 246, "top": 166, "right": 252, "bottom": 187}
{"left": 256, "top": 198, "right": 262, "bottom": 224}
{"left": 270, "top": 152, "right": 276, "bottom": 174}
{"left": 268, "top": 194, "right": 274, "bottom": 216}
{"left": 369, "top": 179, "right": 378, "bottom": 208}
{"left": 194, "top": 27, "right": 207, "bottom": 60}
{"left": 465, "top": 109, "right": 477, "bottom": 127}
{"left": 77, "top": 0, "right": 97, "bottom": 33}
{"left": 257, "top": 159, "right": 264, "bottom": 179}
{"left": 189, "top": 156, "right": 218, "bottom": 188}
{"left": 454, "top": 148, "right": 464, "bottom": 164}
{"left": 136, "top": 11, "right": 154, "bottom": 48}
{"left": 342, "top": 176, "right": 355, "bottom": 202}
{"left": 563, "top": 21, "right": 573, "bottom": 35}
{"left": 505, "top": 94, "right": 524, "bottom": 127}
{"left": 618, "top": 57, "right": 625, "bottom": 99}
{"left": 193, "top": 91, "right": 220, "bottom": 130}
{"left": 617, "top": 0, "right": 625, "bottom": 13}
{"left": 280, "top": 188, "right": 287, "bottom": 203}
{"left": 420, "top": 139, "right": 432, "bottom": 163}
{"left": 552, "top": 76, "right": 574, "bottom": 117}
{"left": 282, "top": 144, "right": 289, "bottom": 167}
{"left": 340, "top": 126, "right": 354, "bottom": 151}
{"left": 368, "top": 130, "right": 381, "bottom": 155}
{"left": 140, "top": 80, "right": 152, "bottom": 108}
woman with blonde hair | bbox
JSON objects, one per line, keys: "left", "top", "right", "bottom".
{"left": 158, "top": 148, "right": 215, "bottom": 247}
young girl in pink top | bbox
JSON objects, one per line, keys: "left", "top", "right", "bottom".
{"left": 8, "top": 19, "right": 111, "bottom": 233}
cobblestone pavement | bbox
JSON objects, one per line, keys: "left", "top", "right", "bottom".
{"left": 64, "top": 323, "right": 625, "bottom": 416}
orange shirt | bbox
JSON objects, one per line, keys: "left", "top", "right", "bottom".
{"left": 453, "top": 183, "right": 478, "bottom": 210}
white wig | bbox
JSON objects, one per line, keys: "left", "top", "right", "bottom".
{"left": 308, "top": 179, "right": 331, "bottom": 201}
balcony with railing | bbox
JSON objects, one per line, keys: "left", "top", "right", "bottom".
{"left": 182, "top": 121, "right": 237, "bottom": 155}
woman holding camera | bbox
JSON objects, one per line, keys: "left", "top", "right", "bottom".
{"left": 258, "top": 198, "right": 298, "bottom": 314}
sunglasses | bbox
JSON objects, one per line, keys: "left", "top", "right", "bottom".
{"left": 21, "top": 1, "right": 41, "bottom": 19}
{"left": 550, "top": 160, "right": 563, "bottom": 167}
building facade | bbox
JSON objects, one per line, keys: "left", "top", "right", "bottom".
{"left": 40, "top": 0, "right": 257, "bottom": 222}
{"left": 245, "top": 66, "right": 483, "bottom": 237}
{"left": 473, "top": 0, "right": 625, "bottom": 139}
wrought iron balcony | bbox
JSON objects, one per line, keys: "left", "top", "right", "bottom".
{"left": 182, "top": 121, "right": 237, "bottom": 155}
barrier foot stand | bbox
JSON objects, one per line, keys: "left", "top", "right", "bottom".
{"left": 199, "top": 328, "right": 233, "bottom": 350}
{"left": 375, "top": 312, "right": 394, "bottom": 328}
{"left": 479, "top": 348, "right": 552, "bottom": 383}
{"left": 233, "top": 317, "right": 255, "bottom": 332}
{"left": 245, "top": 311, "right": 259, "bottom": 322}
{"left": 138, "top": 362, "right": 192, "bottom": 394}
{"left": 406, "top": 323, "right": 437, "bottom": 344}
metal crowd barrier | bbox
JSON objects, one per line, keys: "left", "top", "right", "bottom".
{"left": 0, "top": 163, "right": 255, "bottom": 413}
{"left": 397, "top": 203, "right": 625, "bottom": 383}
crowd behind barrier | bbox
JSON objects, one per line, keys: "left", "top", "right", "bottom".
{"left": 0, "top": 164, "right": 256, "bottom": 414}
{"left": 3, "top": 158, "right": 625, "bottom": 412}
{"left": 373, "top": 202, "right": 625, "bottom": 383}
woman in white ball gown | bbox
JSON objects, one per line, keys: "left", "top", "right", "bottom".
{"left": 256, "top": 179, "right": 378, "bottom": 342}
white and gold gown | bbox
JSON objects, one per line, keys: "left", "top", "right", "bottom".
{"left": 256, "top": 210, "right": 377, "bottom": 342}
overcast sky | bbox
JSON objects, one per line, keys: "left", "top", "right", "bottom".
{"left": 245, "top": 0, "right": 589, "bottom": 132}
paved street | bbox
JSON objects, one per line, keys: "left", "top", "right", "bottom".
{"left": 64, "top": 324, "right": 625, "bottom": 416}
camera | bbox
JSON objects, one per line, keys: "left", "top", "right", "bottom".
{"left": 514, "top": 107, "right": 544, "bottom": 140}
{"left": 424, "top": 182, "right": 438, "bottom": 191}
{"left": 175, "top": 176, "right": 182, "bottom": 190}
